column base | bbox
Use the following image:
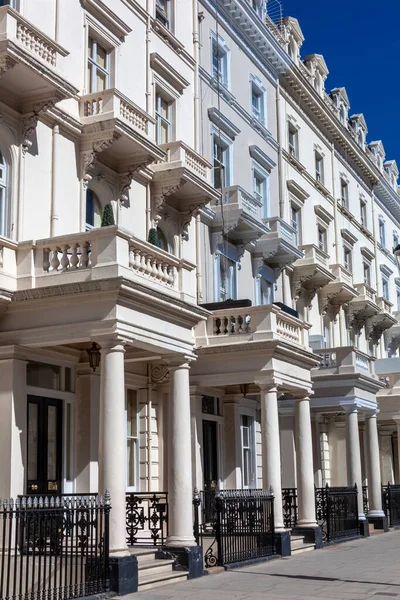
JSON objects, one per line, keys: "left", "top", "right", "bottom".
{"left": 109, "top": 554, "right": 138, "bottom": 595}
{"left": 359, "top": 519, "right": 369, "bottom": 537}
{"left": 292, "top": 526, "right": 323, "bottom": 549}
{"left": 157, "top": 546, "right": 203, "bottom": 579}
{"left": 275, "top": 530, "right": 291, "bottom": 557}
{"left": 165, "top": 535, "right": 196, "bottom": 547}
{"left": 367, "top": 515, "right": 389, "bottom": 532}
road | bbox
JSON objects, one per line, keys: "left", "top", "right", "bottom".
{"left": 127, "top": 530, "right": 400, "bottom": 600}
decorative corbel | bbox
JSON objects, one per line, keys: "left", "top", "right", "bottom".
{"left": 118, "top": 162, "right": 148, "bottom": 206}
{"left": 81, "top": 134, "right": 119, "bottom": 184}
{"left": 151, "top": 181, "right": 182, "bottom": 226}
{"left": 180, "top": 202, "right": 206, "bottom": 240}
{"left": 0, "top": 56, "right": 17, "bottom": 78}
{"left": 151, "top": 363, "right": 169, "bottom": 384}
{"left": 21, "top": 99, "right": 57, "bottom": 155}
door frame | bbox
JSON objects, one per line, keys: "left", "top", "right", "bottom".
{"left": 26, "top": 387, "right": 76, "bottom": 494}
{"left": 201, "top": 412, "right": 224, "bottom": 491}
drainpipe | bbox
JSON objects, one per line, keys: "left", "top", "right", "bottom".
{"left": 275, "top": 85, "right": 285, "bottom": 220}
{"left": 196, "top": 213, "right": 203, "bottom": 303}
{"left": 50, "top": 125, "right": 59, "bottom": 237}
{"left": 331, "top": 142, "right": 341, "bottom": 347}
{"left": 371, "top": 186, "right": 381, "bottom": 357}
{"left": 147, "top": 365, "right": 153, "bottom": 492}
{"left": 193, "top": 0, "right": 200, "bottom": 152}
{"left": 145, "top": 0, "right": 152, "bottom": 237}
{"left": 54, "top": 0, "right": 60, "bottom": 42}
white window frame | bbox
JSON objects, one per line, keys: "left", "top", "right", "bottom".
{"left": 126, "top": 388, "right": 139, "bottom": 492}
{"left": 0, "top": 148, "right": 8, "bottom": 238}
{"left": 363, "top": 262, "right": 371, "bottom": 287}
{"left": 318, "top": 226, "right": 327, "bottom": 252}
{"left": 250, "top": 75, "right": 266, "bottom": 126}
{"left": 214, "top": 245, "right": 238, "bottom": 302}
{"left": 288, "top": 123, "right": 298, "bottom": 158}
{"left": 212, "top": 131, "right": 231, "bottom": 189}
{"left": 211, "top": 32, "right": 230, "bottom": 89}
{"left": 343, "top": 246, "right": 352, "bottom": 272}
{"left": 379, "top": 217, "right": 386, "bottom": 247}
{"left": 252, "top": 163, "right": 269, "bottom": 220}
{"left": 155, "top": 0, "right": 171, "bottom": 30}
{"left": 291, "top": 204, "right": 301, "bottom": 246}
{"left": 396, "top": 286, "right": 400, "bottom": 312}
{"left": 382, "top": 276, "right": 390, "bottom": 301}
{"left": 393, "top": 231, "right": 399, "bottom": 250}
{"left": 87, "top": 35, "right": 110, "bottom": 94}
{"left": 240, "top": 413, "right": 257, "bottom": 490}
{"left": 155, "top": 92, "right": 172, "bottom": 145}
{"left": 315, "top": 152, "right": 324, "bottom": 184}
{"left": 255, "top": 272, "right": 274, "bottom": 306}
{"left": 251, "top": 0, "right": 264, "bottom": 18}
{"left": 360, "top": 200, "right": 367, "bottom": 228}
{"left": 340, "top": 179, "right": 349, "bottom": 208}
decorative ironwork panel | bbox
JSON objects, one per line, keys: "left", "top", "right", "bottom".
{"left": 282, "top": 488, "right": 298, "bottom": 529}
{"left": 126, "top": 492, "right": 168, "bottom": 546}
{"left": 0, "top": 493, "right": 110, "bottom": 600}
{"left": 315, "top": 485, "right": 359, "bottom": 544}
{"left": 362, "top": 485, "right": 369, "bottom": 516}
{"left": 386, "top": 484, "right": 400, "bottom": 527}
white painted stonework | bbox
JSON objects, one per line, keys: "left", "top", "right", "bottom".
{"left": 1, "top": 0, "right": 400, "bottom": 550}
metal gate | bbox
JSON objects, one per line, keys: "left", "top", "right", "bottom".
{"left": 194, "top": 489, "right": 276, "bottom": 567}
{"left": 382, "top": 484, "right": 400, "bottom": 527}
{"left": 315, "top": 485, "right": 359, "bottom": 543}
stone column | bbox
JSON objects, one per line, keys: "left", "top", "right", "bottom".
{"left": 258, "top": 384, "right": 284, "bottom": 530}
{"left": 365, "top": 412, "right": 387, "bottom": 530}
{"left": 98, "top": 340, "right": 128, "bottom": 554}
{"left": 295, "top": 396, "right": 318, "bottom": 529}
{"left": 345, "top": 407, "right": 366, "bottom": 523}
{"left": 166, "top": 360, "right": 196, "bottom": 546}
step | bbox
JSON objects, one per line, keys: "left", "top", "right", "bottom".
{"left": 129, "top": 548, "right": 158, "bottom": 564}
{"left": 138, "top": 570, "right": 188, "bottom": 592}
{"left": 291, "top": 543, "right": 315, "bottom": 555}
{"left": 138, "top": 559, "right": 175, "bottom": 577}
{"left": 290, "top": 534, "right": 315, "bottom": 554}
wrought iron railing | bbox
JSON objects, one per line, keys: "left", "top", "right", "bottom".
{"left": 194, "top": 489, "right": 276, "bottom": 567}
{"left": 315, "top": 485, "right": 359, "bottom": 543}
{"left": 0, "top": 493, "right": 110, "bottom": 600}
{"left": 282, "top": 488, "right": 298, "bottom": 529}
{"left": 126, "top": 492, "right": 168, "bottom": 546}
{"left": 362, "top": 485, "right": 369, "bottom": 515}
{"left": 382, "top": 483, "right": 400, "bottom": 527}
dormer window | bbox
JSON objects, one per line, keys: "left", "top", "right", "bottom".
{"left": 251, "top": 0, "right": 264, "bottom": 18}
{"left": 339, "top": 105, "right": 347, "bottom": 125}
{"left": 357, "top": 131, "right": 364, "bottom": 148}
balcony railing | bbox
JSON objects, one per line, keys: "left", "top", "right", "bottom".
{"left": 298, "top": 244, "right": 329, "bottom": 268}
{"left": 315, "top": 346, "right": 375, "bottom": 376}
{"left": 330, "top": 264, "right": 353, "bottom": 286}
{"left": 353, "top": 283, "right": 377, "bottom": 303}
{"left": 0, "top": 5, "right": 68, "bottom": 68}
{"left": 264, "top": 217, "right": 297, "bottom": 245}
{"left": 195, "top": 303, "right": 309, "bottom": 348}
{"left": 219, "top": 185, "right": 263, "bottom": 221}
{"left": 156, "top": 140, "right": 212, "bottom": 183}
{"left": 11, "top": 226, "right": 196, "bottom": 302}
{"left": 79, "top": 89, "right": 153, "bottom": 136}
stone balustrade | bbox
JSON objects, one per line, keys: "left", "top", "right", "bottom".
{"left": 354, "top": 283, "right": 377, "bottom": 303}
{"left": 10, "top": 226, "right": 196, "bottom": 302}
{"left": 299, "top": 244, "right": 329, "bottom": 268}
{"left": 315, "top": 346, "right": 375, "bottom": 376}
{"left": 157, "top": 141, "right": 212, "bottom": 182}
{"left": 195, "top": 304, "right": 309, "bottom": 348}
{"left": 0, "top": 5, "right": 68, "bottom": 67}
{"left": 79, "top": 89, "right": 151, "bottom": 135}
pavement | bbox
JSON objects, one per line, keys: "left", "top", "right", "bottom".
{"left": 122, "top": 530, "right": 400, "bottom": 600}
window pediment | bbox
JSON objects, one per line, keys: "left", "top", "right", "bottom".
{"left": 208, "top": 107, "right": 240, "bottom": 140}
{"left": 150, "top": 53, "right": 189, "bottom": 93}
{"left": 249, "top": 145, "right": 275, "bottom": 172}
{"left": 314, "top": 204, "right": 333, "bottom": 226}
{"left": 81, "top": 0, "right": 131, "bottom": 40}
{"left": 341, "top": 228, "right": 357, "bottom": 246}
{"left": 361, "top": 246, "right": 375, "bottom": 263}
{"left": 286, "top": 179, "right": 309, "bottom": 205}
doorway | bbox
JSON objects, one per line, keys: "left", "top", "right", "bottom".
{"left": 27, "top": 396, "right": 63, "bottom": 494}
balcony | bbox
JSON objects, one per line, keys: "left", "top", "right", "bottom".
{"left": 291, "top": 244, "right": 336, "bottom": 307}
{"left": 320, "top": 263, "right": 358, "bottom": 318}
{"left": 367, "top": 297, "right": 396, "bottom": 345}
{"left": 348, "top": 283, "right": 380, "bottom": 333}
{"left": 0, "top": 6, "right": 77, "bottom": 110}
{"left": 10, "top": 226, "right": 196, "bottom": 304}
{"left": 385, "top": 311, "right": 400, "bottom": 355}
{"left": 255, "top": 217, "right": 303, "bottom": 272}
{"left": 0, "top": 237, "right": 16, "bottom": 310}
{"left": 210, "top": 185, "right": 269, "bottom": 246}
{"left": 79, "top": 90, "right": 165, "bottom": 172}
{"left": 313, "top": 346, "right": 376, "bottom": 378}
{"left": 195, "top": 303, "right": 309, "bottom": 349}
{"left": 150, "top": 141, "right": 220, "bottom": 230}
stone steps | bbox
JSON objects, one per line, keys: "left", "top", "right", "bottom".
{"left": 290, "top": 534, "right": 315, "bottom": 555}
{"left": 130, "top": 548, "right": 189, "bottom": 592}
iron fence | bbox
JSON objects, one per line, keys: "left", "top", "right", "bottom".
{"left": 362, "top": 485, "right": 369, "bottom": 516}
{"left": 194, "top": 489, "right": 276, "bottom": 567}
{"left": 382, "top": 484, "right": 400, "bottom": 527}
{"left": 282, "top": 488, "right": 298, "bottom": 529}
{"left": 315, "top": 485, "right": 359, "bottom": 543}
{"left": 0, "top": 493, "right": 110, "bottom": 600}
{"left": 126, "top": 492, "right": 168, "bottom": 546}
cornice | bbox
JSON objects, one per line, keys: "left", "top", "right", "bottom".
{"left": 208, "top": 107, "right": 240, "bottom": 140}
{"left": 151, "top": 19, "right": 195, "bottom": 69}
{"left": 81, "top": 0, "right": 132, "bottom": 39}
{"left": 150, "top": 52, "right": 190, "bottom": 92}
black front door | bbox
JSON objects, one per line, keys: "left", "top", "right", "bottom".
{"left": 27, "top": 396, "right": 62, "bottom": 495}
{"left": 203, "top": 420, "right": 218, "bottom": 491}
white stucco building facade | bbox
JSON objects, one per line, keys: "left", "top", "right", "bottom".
{"left": 1, "top": 0, "right": 400, "bottom": 587}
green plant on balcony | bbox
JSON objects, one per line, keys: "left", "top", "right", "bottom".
{"left": 101, "top": 204, "right": 115, "bottom": 227}
{"left": 148, "top": 227, "right": 160, "bottom": 247}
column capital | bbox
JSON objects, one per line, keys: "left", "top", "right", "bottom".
{"left": 256, "top": 380, "right": 278, "bottom": 393}
{"left": 342, "top": 403, "right": 359, "bottom": 415}
{"left": 97, "top": 338, "right": 126, "bottom": 353}
{"left": 293, "top": 388, "right": 313, "bottom": 401}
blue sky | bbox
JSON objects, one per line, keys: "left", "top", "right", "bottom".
{"left": 279, "top": 0, "right": 400, "bottom": 165}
